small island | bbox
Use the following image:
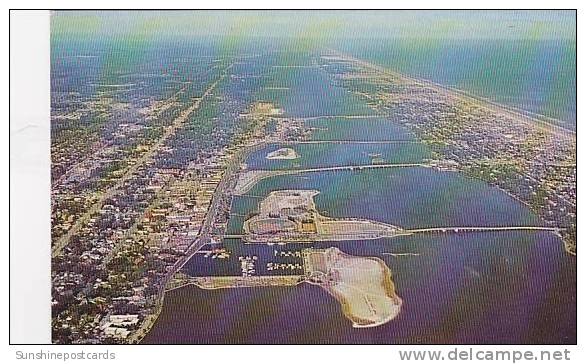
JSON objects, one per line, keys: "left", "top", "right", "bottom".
{"left": 303, "top": 247, "right": 402, "bottom": 328}
{"left": 266, "top": 147, "right": 299, "bottom": 160}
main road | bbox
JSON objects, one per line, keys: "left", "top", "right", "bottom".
{"left": 224, "top": 225, "right": 560, "bottom": 241}
{"left": 234, "top": 162, "right": 430, "bottom": 195}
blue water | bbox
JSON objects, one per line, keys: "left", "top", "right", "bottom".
{"left": 246, "top": 142, "right": 432, "bottom": 171}
{"left": 146, "top": 57, "right": 576, "bottom": 344}
{"left": 337, "top": 39, "right": 576, "bottom": 129}
{"left": 151, "top": 229, "right": 575, "bottom": 344}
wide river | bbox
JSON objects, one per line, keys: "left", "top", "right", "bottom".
{"left": 142, "top": 54, "right": 576, "bottom": 344}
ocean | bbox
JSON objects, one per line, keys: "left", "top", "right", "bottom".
{"left": 337, "top": 39, "right": 576, "bottom": 129}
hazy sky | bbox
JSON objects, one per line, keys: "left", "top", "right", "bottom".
{"left": 52, "top": 10, "right": 576, "bottom": 41}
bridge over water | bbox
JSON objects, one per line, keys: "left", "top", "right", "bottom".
{"left": 403, "top": 226, "right": 560, "bottom": 234}
{"left": 234, "top": 162, "right": 429, "bottom": 195}
{"left": 223, "top": 225, "right": 560, "bottom": 241}
{"left": 284, "top": 163, "right": 427, "bottom": 174}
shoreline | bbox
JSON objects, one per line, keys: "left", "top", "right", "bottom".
{"left": 132, "top": 139, "right": 272, "bottom": 343}
{"left": 325, "top": 50, "right": 575, "bottom": 139}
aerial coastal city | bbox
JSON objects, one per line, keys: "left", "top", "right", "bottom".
{"left": 50, "top": 11, "right": 576, "bottom": 344}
